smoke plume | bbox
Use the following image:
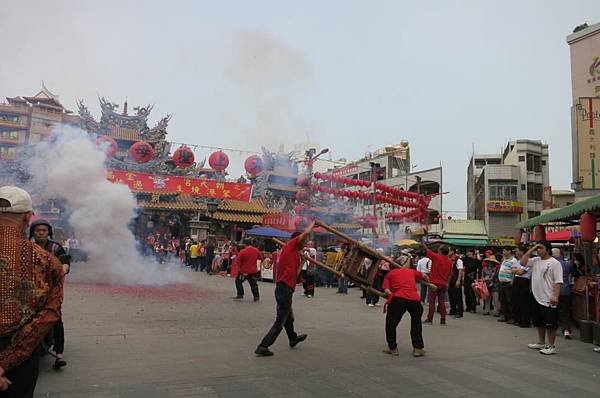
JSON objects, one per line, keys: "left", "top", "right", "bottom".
{"left": 25, "top": 126, "right": 184, "bottom": 285}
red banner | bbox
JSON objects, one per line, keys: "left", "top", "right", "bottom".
{"left": 106, "top": 170, "right": 253, "bottom": 202}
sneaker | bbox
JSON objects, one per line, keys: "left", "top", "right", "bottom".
{"left": 422, "top": 319, "right": 433, "bottom": 325}
{"left": 453, "top": 315, "right": 463, "bottom": 319}
{"left": 563, "top": 330, "right": 572, "bottom": 340}
{"left": 527, "top": 342, "right": 546, "bottom": 350}
{"left": 232, "top": 296, "right": 243, "bottom": 300}
{"left": 253, "top": 297, "right": 260, "bottom": 302}
{"left": 306, "top": 295, "right": 313, "bottom": 298}
{"left": 482, "top": 312, "right": 490, "bottom": 316}
{"left": 497, "top": 317, "right": 507, "bottom": 322}
{"left": 289, "top": 334, "right": 307, "bottom": 348}
{"left": 540, "top": 345, "right": 557, "bottom": 355}
{"left": 254, "top": 345, "right": 274, "bottom": 356}
{"left": 374, "top": 303, "right": 381, "bottom": 307}
{"left": 412, "top": 348, "right": 426, "bottom": 357}
{"left": 52, "top": 358, "right": 67, "bottom": 370}
{"left": 440, "top": 318, "right": 446, "bottom": 325}
{"left": 383, "top": 347, "right": 399, "bottom": 356}
{"left": 593, "top": 346, "right": 600, "bottom": 353}
{"left": 506, "top": 319, "right": 514, "bottom": 324}
{"left": 368, "top": 303, "right": 375, "bottom": 307}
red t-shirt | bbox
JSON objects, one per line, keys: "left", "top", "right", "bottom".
{"left": 427, "top": 249, "right": 453, "bottom": 285}
{"left": 276, "top": 236, "right": 301, "bottom": 290}
{"left": 383, "top": 268, "right": 423, "bottom": 302}
{"left": 234, "top": 246, "right": 262, "bottom": 274}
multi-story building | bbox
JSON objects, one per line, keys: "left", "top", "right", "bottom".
{"left": 326, "top": 141, "right": 443, "bottom": 237}
{"left": 567, "top": 22, "right": 600, "bottom": 194}
{"left": 0, "top": 84, "right": 77, "bottom": 164}
{"left": 467, "top": 140, "right": 549, "bottom": 239}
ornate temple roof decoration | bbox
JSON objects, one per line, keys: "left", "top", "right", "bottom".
{"left": 77, "top": 97, "right": 199, "bottom": 176}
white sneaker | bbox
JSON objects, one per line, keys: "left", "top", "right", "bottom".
{"left": 527, "top": 342, "right": 546, "bottom": 350}
{"left": 540, "top": 345, "right": 557, "bottom": 355}
{"left": 306, "top": 295, "right": 313, "bottom": 298}
{"left": 368, "top": 303, "right": 375, "bottom": 307}
{"left": 593, "top": 346, "right": 600, "bottom": 353}
{"left": 563, "top": 330, "right": 572, "bottom": 340}
{"left": 374, "top": 303, "right": 381, "bottom": 307}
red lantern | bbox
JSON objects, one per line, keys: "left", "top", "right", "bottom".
{"left": 580, "top": 212, "right": 597, "bottom": 242}
{"left": 313, "top": 172, "right": 322, "bottom": 179}
{"left": 515, "top": 230, "right": 523, "bottom": 245}
{"left": 173, "top": 145, "right": 195, "bottom": 168}
{"left": 95, "top": 135, "right": 118, "bottom": 158}
{"left": 294, "top": 215, "right": 310, "bottom": 231}
{"left": 296, "top": 190, "right": 309, "bottom": 202}
{"left": 208, "top": 150, "right": 229, "bottom": 171}
{"left": 129, "top": 141, "right": 154, "bottom": 163}
{"left": 244, "top": 155, "right": 263, "bottom": 175}
{"left": 296, "top": 176, "right": 310, "bottom": 187}
{"left": 533, "top": 225, "right": 546, "bottom": 241}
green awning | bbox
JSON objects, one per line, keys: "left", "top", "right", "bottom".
{"left": 517, "top": 194, "right": 600, "bottom": 228}
{"left": 441, "top": 238, "right": 488, "bottom": 247}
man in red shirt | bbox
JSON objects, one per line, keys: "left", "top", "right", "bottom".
{"left": 255, "top": 222, "right": 314, "bottom": 357}
{"left": 232, "top": 239, "right": 262, "bottom": 301}
{"left": 422, "top": 243, "right": 453, "bottom": 325}
{"left": 383, "top": 264, "right": 436, "bottom": 357}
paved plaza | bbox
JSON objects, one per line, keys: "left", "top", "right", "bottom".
{"left": 35, "top": 267, "right": 600, "bottom": 398}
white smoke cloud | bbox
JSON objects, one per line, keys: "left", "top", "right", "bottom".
{"left": 25, "top": 125, "right": 184, "bottom": 285}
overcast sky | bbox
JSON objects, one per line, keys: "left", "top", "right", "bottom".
{"left": 2, "top": 1, "right": 600, "bottom": 217}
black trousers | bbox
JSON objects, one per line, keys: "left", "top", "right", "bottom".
{"left": 0, "top": 337, "right": 40, "bottom": 398}
{"left": 367, "top": 274, "right": 383, "bottom": 305}
{"left": 385, "top": 298, "right": 424, "bottom": 350}
{"left": 498, "top": 282, "right": 513, "bottom": 319}
{"left": 235, "top": 274, "right": 260, "bottom": 299}
{"left": 464, "top": 276, "right": 477, "bottom": 312}
{"left": 259, "top": 283, "right": 298, "bottom": 348}
{"left": 53, "top": 319, "right": 65, "bottom": 354}
{"left": 558, "top": 295, "right": 572, "bottom": 332}
{"left": 448, "top": 284, "right": 464, "bottom": 316}
{"left": 511, "top": 278, "right": 531, "bottom": 326}
{"left": 301, "top": 270, "right": 315, "bottom": 296}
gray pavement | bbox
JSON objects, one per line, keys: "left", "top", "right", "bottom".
{"left": 35, "top": 267, "right": 600, "bottom": 397}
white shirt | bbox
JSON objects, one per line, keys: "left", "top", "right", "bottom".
{"left": 455, "top": 258, "right": 464, "bottom": 270}
{"left": 302, "top": 248, "right": 317, "bottom": 270}
{"left": 417, "top": 257, "right": 431, "bottom": 274}
{"left": 530, "top": 257, "right": 563, "bottom": 307}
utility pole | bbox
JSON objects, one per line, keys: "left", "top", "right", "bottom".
{"left": 370, "top": 162, "right": 380, "bottom": 240}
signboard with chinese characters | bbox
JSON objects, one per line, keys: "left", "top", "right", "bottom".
{"left": 486, "top": 200, "right": 523, "bottom": 213}
{"left": 262, "top": 213, "right": 294, "bottom": 231}
{"left": 575, "top": 97, "right": 600, "bottom": 189}
{"left": 106, "top": 170, "right": 253, "bottom": 202}
{"left": 543, "top": 186, "right": 553, "bottom": 210}
{"left": 329, "top": 164, "right": 359, "bottom": 177}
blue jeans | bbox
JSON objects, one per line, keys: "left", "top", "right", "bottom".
{"left": 338, "top": 277, "right": 348, "bottom": 293}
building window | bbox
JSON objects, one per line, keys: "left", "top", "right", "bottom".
{"left": 527, "top": 154, "right": 542, "bottom": 172}
{"left": 521, "top": 184, "right": 526, "bottom": 191}
{"left": 518, "top": 156, "right": 525, "bottom": 162}
{"left": 489, "top": 181, "right": 518, "bottom": 200}
{"left": 528, "top": 211, "right": 541, "bottom": 218}
{"left": 542, "top": 160, "right": 546, "bottom": 166}
{"left": 526, "top": 182, "right": 543, "bottom": 201}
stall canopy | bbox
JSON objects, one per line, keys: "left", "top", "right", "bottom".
{"left": 442, "top": 237, "right": 488, "bottom": 247}
{"left": 245, "top": 226, "right": 292, "bottom": 239}
{"left": 517, "top": 194, "right": 600, "bottom": 228}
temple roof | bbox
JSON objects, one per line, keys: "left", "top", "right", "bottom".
{"left": 108, "top": 125, "right": 145, "bottom": 141}
{"left": 23, "top": 83, "right": 65, "bottom": 109}
{"left": 211, "top": 212, "right": 263, "bottom": 224}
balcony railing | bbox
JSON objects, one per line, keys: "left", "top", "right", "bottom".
{"left": 0, "top": 104, "right": 30, "bottom": 115}
{"left": 0, "top": 119, "right": 27, "bottom": 129}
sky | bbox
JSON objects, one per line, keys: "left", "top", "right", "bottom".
{"left": 2, "top": 0, "right": 600, "bottom": 217}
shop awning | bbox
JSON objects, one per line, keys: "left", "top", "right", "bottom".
{"left": 441, "top": 238, "right": 488, "bottom": 247}
{"left": 517, "top": 194, "right": 600, "bottom": 228}
{"left": 245, "top": 226, "right": 292, "bottom": 239}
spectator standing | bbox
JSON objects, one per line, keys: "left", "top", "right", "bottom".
{"left": 497, "top": 247, "right": 518, "bottom": 323}
{"left": 463, "top": 249, "right": 481, "bottom": 313}
{"left": 448, "top": 248, "right": 465, "bottom": 319}
{"left": 522, "top": 242, "right": 563, "bottom": 355}
{"left": 0, "top": 186, "right": 64, "bottom": 396}
{"left": 422, "top": 243, "right": 453, "bottom": 325}
{"left": 416, "top": 251, "right": 432, "bottom": 303}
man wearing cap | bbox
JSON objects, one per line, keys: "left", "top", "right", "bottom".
{"left": 0, "top": 186, "right": 64, "bottom": 396}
